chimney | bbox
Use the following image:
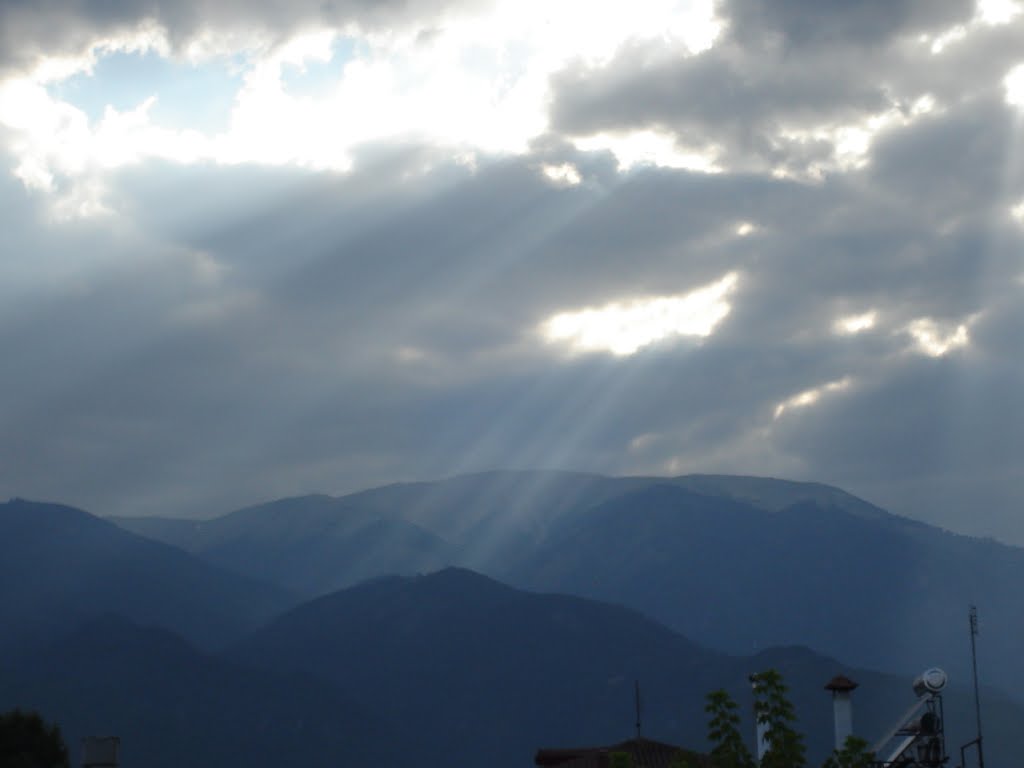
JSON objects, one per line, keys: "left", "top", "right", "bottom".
{"left": 825, "top": 675, "right": 858, "bottom": 750}
{"left": 82, "top": 737, "right": 119, "bottom": 768}
{"left": 749, "top": 675, "right": 769, "bottom": 761}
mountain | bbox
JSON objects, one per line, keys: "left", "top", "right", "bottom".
{"left": 0, "top": 616, "right": 395, "bottom": 768}
{"left": 505, "top": 481, "right": 1022, "bottom": 692}
{"left": 113, "top": 470, "right": 665, "bottom": 595}
{"left": 112, "top": 471, "right": 1024, "bottom": 695}
{"left": 228, "top": 567, "right": 731, "bottom": 767}
{"left": 114, "top": 494, "right": 454, "bottom": 595}
{"left": 1, "top": 561, "right": 1018, "bottom": 767}
{"left": 229, "top": 568, "right": 1021, "bottom": 767}
{"left": 0, "top": 498, "right": 294, "bottom": 653}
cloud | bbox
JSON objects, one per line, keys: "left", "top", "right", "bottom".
{"left": 0, "top": 0, "right": 724, "bottom": 216}
{"left": 0, "top": 0, "right": 480, "bottom": 75}
{"left": 720, "top": 0, "right": 974, "bottom": 50}
{"left": 548, "top": 1, "right": 1024, "bottom": 177}
{"left": 2, "top": 0, "right": 1024, "bottom": 548}
{"left": 541, "top": 271, "right": 738, "bottom": 355}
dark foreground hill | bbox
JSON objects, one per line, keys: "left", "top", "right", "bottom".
{"left": 0, "top": 617, "right": 395, "bottom": 768}
{"left": 0, "top": 499, "right": 293, "bottom": 652}
{"left": 230, "top": 568, "right": 1021, "bottom": 767}
{"left": 1, "top": 566, "right": 1018, "bottom": 768}
{"left": 114, "top": 471, "right": 1024, "bottom": 694}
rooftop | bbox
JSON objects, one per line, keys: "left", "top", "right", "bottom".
{"left": 535, "top": 737, "right": 710, "bottom": 768}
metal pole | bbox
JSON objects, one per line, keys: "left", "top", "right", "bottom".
{"left": 634, "top": 680, "right": 642, "bottom": 740}
{"left": 969, "top": 605, "right": 985, "bottom": 768}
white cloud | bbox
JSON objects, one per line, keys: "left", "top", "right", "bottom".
{"left": 926, "top": 25, "right": 968, "bottom": 54}
{"left": 777, "top": 97, "right": 940, "bottom": 178}
{"left": 541, "top": 271, "right": 738, "bottom": 356}
{"left": 924, "top": 1, "right": 1020, "bottom": 54}
{"left": 573, "top": 129, "right": 721, "bottom": 173}
{"left": 628, "top": 432, "right": 661, "bottom": 453}
{"left": 0, "top": 0, "right": 726, "bottom": 216}
{"left": 905, "top": 317, "right": 971, "bottom": 357}
{"left": 774, "top": 378, "right": 852, "bottom": 420}
{"left": 29, "top": 22, "right": 172, "bottom": 84}
{"left": 976, "top": 0, "right": 1023, "bottom": 25}
{"left": 834, "top": 311, "right": 877, "bottom": 335}
{"left": 1005, "top": 63, "right": 1024, "bottom": 107}
{"left": 0, "top": 78, "right": 91, "bottom": 189}
{"left": 540, "top": 163, "right": 581, "bottom": 186}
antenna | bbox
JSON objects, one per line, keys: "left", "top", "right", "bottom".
{"left": 969, "top": 605, "right": 985, "bottom": 768}
{"left": 635, "top": 680, "right": 642, "bottom": 740}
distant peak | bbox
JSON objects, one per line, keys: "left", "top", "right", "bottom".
{"left": 1, "top": 497, "right": 103, "bottom": 523}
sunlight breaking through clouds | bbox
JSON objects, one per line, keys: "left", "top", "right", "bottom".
{"left": 905, "top": 318, "right": 971, "bottom": 357}
{"left": 924, "top": 1, "right": 1021, "bottom": 54}
{"left": 777, "top": 95, "right": 940, "bottom": 179}
{"left": 927, "top": 25, "right": 968, "bottom": 54}
{"left": 834, "top": 311, "right": 877, "bottom": 335}
{"left": 0, "top": 0, "right": 726, "bottom": 216}
{"left": 2, "top": 0, "right": 1024, "bottom": 547}
{"left": 976, "top": 0, "right": 1023, "bottom": 25}
{"left": 1006, "top": 63, "right": 1024, "bottom": 107}
{"left": 574, "top": 130, "right": 721, "bottom": 173}
{"left": 542, "top": 271, "right": 738, "bottom": 356}
{"left": 540, "top": 163, "right": 582, "bottom": 187}
{"left": 773, "top": 378, "right": 852, "bottom": 420}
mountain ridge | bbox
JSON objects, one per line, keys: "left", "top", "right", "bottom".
{"left": 229, "top": 566, "right": 1020, "bottom": 767}
{"left": 102, "top": 470, "right": 1024, "bottom": 694}
{"left": 0, "top": 498, "right": 294, "bottom": 653}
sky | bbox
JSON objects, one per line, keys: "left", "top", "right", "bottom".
{"left": 1, "top": 0, "right": 1023, "bottom": 543}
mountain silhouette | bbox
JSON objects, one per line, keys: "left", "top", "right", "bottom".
{"left": 229, "top": 567, "right": 1022, "bottom": 766}
{"left": 113, "top": 471, "right": 1024, "bottom": 694}
{"left": 0, "top": 498, "right": 293, "bottom": 653}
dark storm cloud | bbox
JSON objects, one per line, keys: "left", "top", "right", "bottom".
{"left": 0, "top": 0, "right": 480, "bottom": 73}
{"left": 552, "top": 40, "right": 890, "bottom": 148}
{"left": 550, "top": 1, "right": 1024, "bottom": 175}
{"left": 720, "top": 0, "right": 974, "bottom": 50}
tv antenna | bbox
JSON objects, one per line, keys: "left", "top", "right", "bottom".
{"left": 634, "top": 680, "right": 642, "bottom": 740}
{"left": 960, "top": 605, "right": 985, "bottom": 768}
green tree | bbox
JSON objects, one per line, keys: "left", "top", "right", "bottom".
{"left": 0, "top": 709, "right": 70, "bottom": 768}
{"left": 705, "top": 689, "right": 755, "bottom": 768}
{"left": 609, "top": 751, "right": 635, "bottom": 768}
{"left": 751, "top": 670, "right": 805, "bottom": 768}
{"left": 821, "top": 736, "right": 874, "bottom": 768}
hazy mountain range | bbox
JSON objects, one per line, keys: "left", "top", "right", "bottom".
{"left": 116, "top": 471, "right": 1024, "bottom": 691}
{"left": 3, "top": 472, "right": 1020, "bottom": 767}
{"left": 0, "top": 499, "right": 291, "bottom": 654}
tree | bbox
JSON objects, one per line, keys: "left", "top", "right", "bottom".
{"left": 821, "top": 736, "right": 874, "bottom": 768}
{"left": 705, "top": 689, "right": 755, "bottom": 768}
{"left": 751, "top": 670, "right": 805, "bottom": 768}
{"left": 0, "top": 709, "right": 70, "bottom": 768}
